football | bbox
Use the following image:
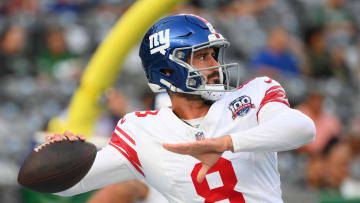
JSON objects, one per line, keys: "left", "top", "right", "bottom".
{"left": 18, "top": 139, "right": 97, "bottom": 193}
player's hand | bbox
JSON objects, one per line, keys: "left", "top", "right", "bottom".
{"left": 163, "top": 135, "right": 233, "bottom": 183}
{"left": 45, "top": 130, "right": 86, "bottom": 142}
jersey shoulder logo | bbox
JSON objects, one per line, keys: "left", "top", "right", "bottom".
{"left": 149, "top": 29, "right": 170, "bottom": 55}
{"left": 229, "top": 95, "right": 255, "bottom": 119}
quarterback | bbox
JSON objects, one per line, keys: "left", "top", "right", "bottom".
{"left": 49, "top": 14, "right": 315, "bottom": 203}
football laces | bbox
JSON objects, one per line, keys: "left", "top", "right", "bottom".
{"left": 34, "top": 140, "right": 55, "bottom": 152}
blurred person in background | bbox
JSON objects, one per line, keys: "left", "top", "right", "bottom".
{"left": 303, "top": 26, "right": 335, "bottom": 78}
{"left": 35, "top": 26, "right": 81, "bottom": 81}
{"left": 305, "top": 139, "right": 349, "bottom": 189}
{"left": 0, "top": 22, "right": 34, "bottom": 78}
{"left": 250, "top": 25, "right": 301, "bottom": 79}
{"left": 323, "top": 140, "right": 353, "bottom": 189}
{"left": 296, "top": 89, "right": 342, "bottom": 155}
{"left": 306, "top": 136, "right": 360, "bottom": 192}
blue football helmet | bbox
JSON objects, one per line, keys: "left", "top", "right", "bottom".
{"left": 139, "top": 14, "right": 240, "bottom": 100}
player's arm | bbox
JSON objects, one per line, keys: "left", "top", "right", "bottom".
{"left": 230, "top": 79, "right": 315, "bottom": 152}
{"left": 47, "top": 132, "right": 138, "bottom": 197}
{"left": 163, "top": 103, "right": 315, "bottom": 156}
{"left": 230, "top": 101, "right": 315, "bottom": 152}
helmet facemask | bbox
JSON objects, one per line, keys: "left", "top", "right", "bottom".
{"left": 170, "top": 39, "right": 241, "bottom": 100}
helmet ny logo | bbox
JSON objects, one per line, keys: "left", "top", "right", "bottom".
{"left": 149, "top": 29, "right": 170, "bottom": 55}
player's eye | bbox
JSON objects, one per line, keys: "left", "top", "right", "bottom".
{"left": 196, "top": 54, "right": 206, "bottom": 61}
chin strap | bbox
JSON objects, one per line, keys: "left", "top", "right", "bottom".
{"left": 149, "top": 81, "right": 225, "bottom": 101}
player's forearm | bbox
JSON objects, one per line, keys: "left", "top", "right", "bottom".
{"left": 230, "top": 103, "right": 315, "bottom": 152}
{"left": 54, "top": 146, "right": 137, "bottom": 197}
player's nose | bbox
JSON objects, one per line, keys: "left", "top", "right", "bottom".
{"left": 209, "top": 55, "right": 220, "bottom": 67}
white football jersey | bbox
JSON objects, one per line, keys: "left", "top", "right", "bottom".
{"left": 107, "top": 77, "right": 290, "bottom": 203}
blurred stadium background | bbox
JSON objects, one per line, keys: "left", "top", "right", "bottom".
{"left": 1, "top": 0, "right": 360, "bottom": 202}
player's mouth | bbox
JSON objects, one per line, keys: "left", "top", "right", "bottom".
{"left": 207, "top": 71, "right": 220, "bottom": 84}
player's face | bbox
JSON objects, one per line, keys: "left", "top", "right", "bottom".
{"left": 187, "top": 48, "right": 221, "bottom": 84}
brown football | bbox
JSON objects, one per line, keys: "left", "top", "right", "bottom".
{"left": 17, "top": 139, "right": 97, "bottom": 193}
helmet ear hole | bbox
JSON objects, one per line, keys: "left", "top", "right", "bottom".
{"left": 160, "top": 69, "right": 173, "bottom": 76}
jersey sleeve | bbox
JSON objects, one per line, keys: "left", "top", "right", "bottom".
{"left": 108, "top": 115, "right": 145, "bottom": 178}
{"left": 230, "top": 102, "right": 315, "bottom": 152}
{"left": 255, "top": 77, "right": 290, "bottom": 122}
{"left": 229, "top": 77, "right": 315, "bottom": 152}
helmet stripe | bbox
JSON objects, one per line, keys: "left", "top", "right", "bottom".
{"left": 190, "top": 14, "right": 216, "bottom": 33}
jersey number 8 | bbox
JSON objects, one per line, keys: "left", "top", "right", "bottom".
{"left": 191, "top": 157, "right": 245, "bottom": 203}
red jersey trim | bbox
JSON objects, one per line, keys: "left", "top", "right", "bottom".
{"left": 265, "top": 85, "right": 282, "bottom": 95}
{"left": 110, "top": 128, "right": 145, "bottom": 177}
{"left": 115, "top": 126, "right": 135, "bottom": 145}
{"left": 120, "top": 117, "right": 126, "bottom": 124}
{"left": 109, "top": 142, "right": 145, "bottom": 177}
{"left": 256, "top": 86, "right": 290, "bottom": 122}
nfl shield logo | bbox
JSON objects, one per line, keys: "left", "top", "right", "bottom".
{"left": 229, "top": 95, "right": 255, "bottom": 119}
{"left": 195, "top": 132, "right": 205, "bottom": 141}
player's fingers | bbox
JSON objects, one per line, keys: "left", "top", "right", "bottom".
{"left": 166, "top": 141, "right": 213, "bottom": 155}
{"left": 64, "top": 130, "right": 77, "bottom": 141}
{"left": 64, "top": 130, "right": 73, "bottom": 137}
{"left": 46, "top": 133, "right": 59, "bottom": 142}
{"left": 54, "top": 133, "right": 63, "bottom": 142}
{"left": 197, "top": 164, "right": 210, "bottom": 183}
{"left": 77, "top": 134, "right": 86, "bottom": 141}
{"left": 163, "top": 143, "right": 191, "bottom": 154}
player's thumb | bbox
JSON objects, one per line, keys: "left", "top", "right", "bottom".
{"left": 197, "top": 164, "right": 210, "bottom": 183}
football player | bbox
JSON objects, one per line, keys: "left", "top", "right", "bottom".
{"left": 48, "top": 14, "right": 315, "bottom": 203}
